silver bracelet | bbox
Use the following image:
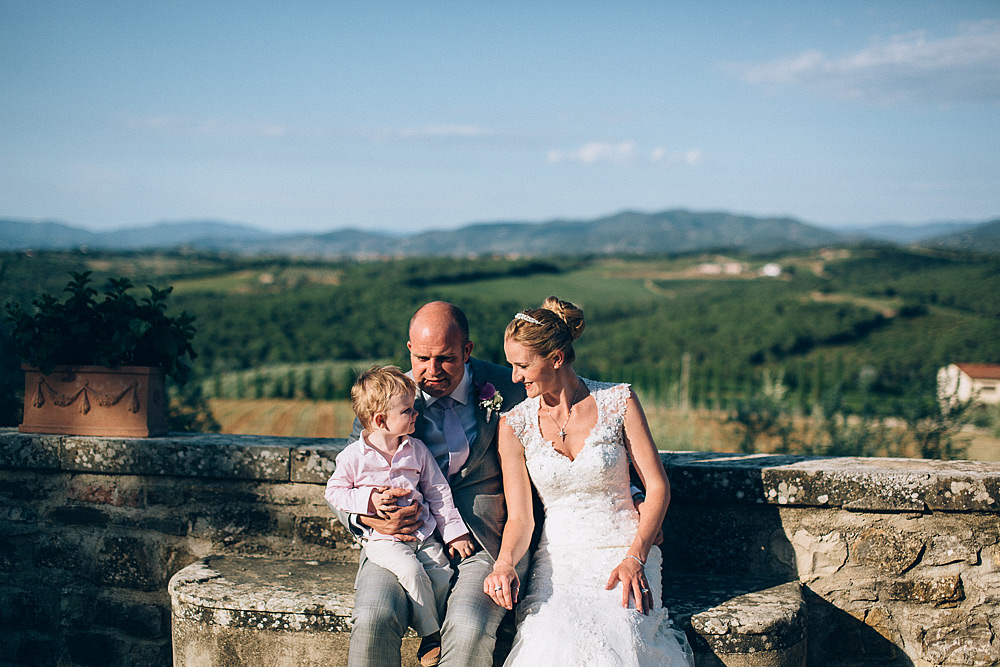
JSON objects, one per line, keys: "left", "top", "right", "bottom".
{"left": 625, "top": 554, "right": 645, "bottom": 568}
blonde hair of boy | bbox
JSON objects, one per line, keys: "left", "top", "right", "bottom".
{"left": 351, "top": 365, "right": 418, "bottom": 431}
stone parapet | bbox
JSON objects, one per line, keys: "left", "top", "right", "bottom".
{"left": 2, "top": 428, "right": 999, "bottom": 666}
{"left": 665, "top": 452, "right": 1000, "bottom": 512}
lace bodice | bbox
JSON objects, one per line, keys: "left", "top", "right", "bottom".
{"left": 505, "top": 379, "right": 638, "bottom": 550}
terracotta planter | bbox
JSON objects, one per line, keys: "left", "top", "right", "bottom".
{"left": 19, "top": 365, "right": 168, "bottom": 437}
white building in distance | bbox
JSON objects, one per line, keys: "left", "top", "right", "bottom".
{"left": 937, "top": 363, "right": 1000, "bottom": 406}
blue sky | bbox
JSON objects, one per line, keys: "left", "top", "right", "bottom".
{"left": 2, "top": 1, "right": 998, "bottom": 233}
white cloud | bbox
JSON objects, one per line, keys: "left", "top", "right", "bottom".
{"left": 650, "top": 147, "right": 703, "bottom": 165}
{"left": 730, "top": 19, "right": 1000, "bottom": 104}
{"left": 548, "top": 141, "right": 636, "bottom": 165}
{"left": 549, "top": 141, "right": 702, "bottom": 167}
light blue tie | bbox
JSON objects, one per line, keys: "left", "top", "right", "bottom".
{"left": 435, "top": 396, "right": 469, "bottom": 477}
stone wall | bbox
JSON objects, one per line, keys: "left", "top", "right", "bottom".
{"left": 1, "top": 429, "right": 998, "bottom": 666}
{"left": 0, "top": 430, "right": 356, "bottom": 666}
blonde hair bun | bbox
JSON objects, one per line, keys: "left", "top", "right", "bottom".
{"left": 541, "top": 296, "right": 585, "bottom": 341}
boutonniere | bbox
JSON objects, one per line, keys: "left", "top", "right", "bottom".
{"left": 476, "top": 382, "right": 503, "bottom": 420}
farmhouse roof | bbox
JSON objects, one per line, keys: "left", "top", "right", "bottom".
{"left": 954, "top": 363, "right": 1000, "bottom": 380}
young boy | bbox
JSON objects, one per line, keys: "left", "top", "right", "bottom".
{"left": 325, "top": 365, "right": 474, "bottom": 667}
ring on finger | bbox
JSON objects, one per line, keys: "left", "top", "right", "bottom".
{"left": 494, "top": 585, "right": 503, "bottom": 592}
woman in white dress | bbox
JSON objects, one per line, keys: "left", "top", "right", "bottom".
{"left": 483, "top": 297, "right": 694, "bottom": 667}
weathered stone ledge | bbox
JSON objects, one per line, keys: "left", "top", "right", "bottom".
{"left": 0, "top": 428, "right": 347, "bottom": 483}
{"left": 4, "top": 429, "right": 999, "bottom": 512}
{"left": 664, "top": 452, "right": 1000, "bottom": 512}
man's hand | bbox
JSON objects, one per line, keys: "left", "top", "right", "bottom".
{"left": 359, "top": 489, "right": 421, "bottom": 541}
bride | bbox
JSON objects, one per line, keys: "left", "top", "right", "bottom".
{"left": 483, "top": 297, "right": 694, "bottom": 666}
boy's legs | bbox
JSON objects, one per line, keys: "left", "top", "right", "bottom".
{"left": 414, "top": 538, "right": 455, "bottom": 624}
{"left": 364, "top": 540, "right": 444, "bottom": 637}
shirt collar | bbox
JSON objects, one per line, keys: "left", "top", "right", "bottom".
{"left": 360, "top": 433, "right": 414, "bottom": 455}
{"left": 423, "top": 362, "right": 472, "bottom": 407}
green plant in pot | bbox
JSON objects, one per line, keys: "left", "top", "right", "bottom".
{"left": 4, "top": 271, "right": 197, "bottom": 437}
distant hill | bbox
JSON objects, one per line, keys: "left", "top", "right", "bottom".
{"left": 0, "top": 210, "right": 852, "bottom": 257}
{"left": 849, "top": 221, "right": 980, "bottom": 244}
{"left": 920, "top": 219, "right": 1000, "bottom": 254}
{"left": 0, "top": 218, "right": 274, "bottom": 251}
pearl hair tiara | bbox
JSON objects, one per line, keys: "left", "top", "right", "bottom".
{"left": 514, "top": 312, "right": 543, "bottom": 325}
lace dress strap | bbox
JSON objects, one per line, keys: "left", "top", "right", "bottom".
{"left": 503, "top": 397, "right": 535, "bottom": 446}
{"left": 586, "top": 379, "right": 630, "bottom": 427}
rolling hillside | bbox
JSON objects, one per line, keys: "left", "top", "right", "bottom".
{"left": 2, "top": 210, "right": 848, "bottom": 257}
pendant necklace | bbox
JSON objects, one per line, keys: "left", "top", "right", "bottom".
{"left": 546, "top": 379, "right": 582, "bottom": 441}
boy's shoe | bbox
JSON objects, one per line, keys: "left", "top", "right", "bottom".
{"left": 417, "top": 634, "right": 441, "bottom": 667}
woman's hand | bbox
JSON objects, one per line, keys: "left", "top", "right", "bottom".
{"left": 605, "top": 554, "right": 652, "bottom": 615}
{"left": 483, "top": 561, "right": 520, "bottom": 610}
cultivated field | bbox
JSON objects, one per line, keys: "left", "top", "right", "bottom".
{"left": 208, "top": 398, "right": 1000, "bottom": 462}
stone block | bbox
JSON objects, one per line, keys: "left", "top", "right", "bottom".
{"left": 0, "top": 586, "right": 60, "bottom": 631}
{"left": 60, "top": 433, "right": 294, "bottom": 481}
{"left": 62, "top": 584, "right": 99, "bottom": 628}
{"left": 34, "top": 535, "right": 92, "bottom": 578}
{"left": 96, "top": 535, "right": 161, "bottom": 591}
{"left": 684, "top": 455, "right": 1000, "bottom": 512}
{"left": 172, "top": 556, "right": 354, "bottom": 667}
{"left": 136, "top": 516, "right": 190, "bottom": 536}
{"left": 291, "top": 440, "right": 346, "bottom": 484}
{"left": 881, "top": 574, "right": 964, "bottom": 606}
{"left": 295, "top": 515, "right": 348, "bottom": 550}
{"left": 786, "top": 528, "right": 848, "bottom": 583}
{"left": 95, "top": 596, "right": 169, "bottom": 639}
{"left": 67, "top": 475, "right": 142, "bottom": 507}
{"left": 0, "top": 430, "right": 61, "bottom": 470}
{"left": 961, "top": 570, "right": 1000, "bottom": 605}
{"left": 666, "top": 577, "right": 806, "bottom": 667}
{"left": 917, "top": 612, "right": 997, "bottom": 666}
{"left": 924, "top": 534, "right": 978, "bottom": 566}
{"left": 665, "top": 452, "right": 797, "bottom": 505}
{"left": 126, "top": 640, "right": 173, "bottom": 666}
{"left": 851, "top": 527, "right": 924, "bottom": 574}
{"left": 48, "top": 505, "right": 111, "bottom": 527}
{"left": 0, "top": 504, "right": 39, "bottom": 523}
{"left": 0, "top": 473, "right": 62, "bottom": 502}
{"left": 663, "top": 504, "right": 793, "bottom": 579}
{"left": 189, "top": 505, "right": 278, "bottom": 543}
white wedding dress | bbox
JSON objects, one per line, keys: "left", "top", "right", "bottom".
{"left": 502, "top": 380, "right": 694, "bottom": 667}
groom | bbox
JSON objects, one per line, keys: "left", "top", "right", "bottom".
{"left": 333, "top": 301, "right": 527, "bottom": 667}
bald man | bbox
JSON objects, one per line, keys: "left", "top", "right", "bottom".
{"left": 332, "top": 302, "right": 527, "bottom": 667}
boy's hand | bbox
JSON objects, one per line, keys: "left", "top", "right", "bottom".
{"left": 361, "top": 489, "right": 420, "bottom": 540}
{"left": 370, "top": 486, "right": 402, "bottom": 518}
{"left": 447, "top": 534, "right": 475, "bottom": 559}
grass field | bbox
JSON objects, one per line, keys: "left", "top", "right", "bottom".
{"left": 208, "top": 398, "right": 356, "bottom": 438}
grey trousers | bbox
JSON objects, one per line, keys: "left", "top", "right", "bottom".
{"left": 349, "top": 550, "right": 510, "bottom": 667}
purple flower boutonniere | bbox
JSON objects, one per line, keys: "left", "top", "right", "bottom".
{"left": 476, "top": 382, "right": 503, "bottom": 421}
